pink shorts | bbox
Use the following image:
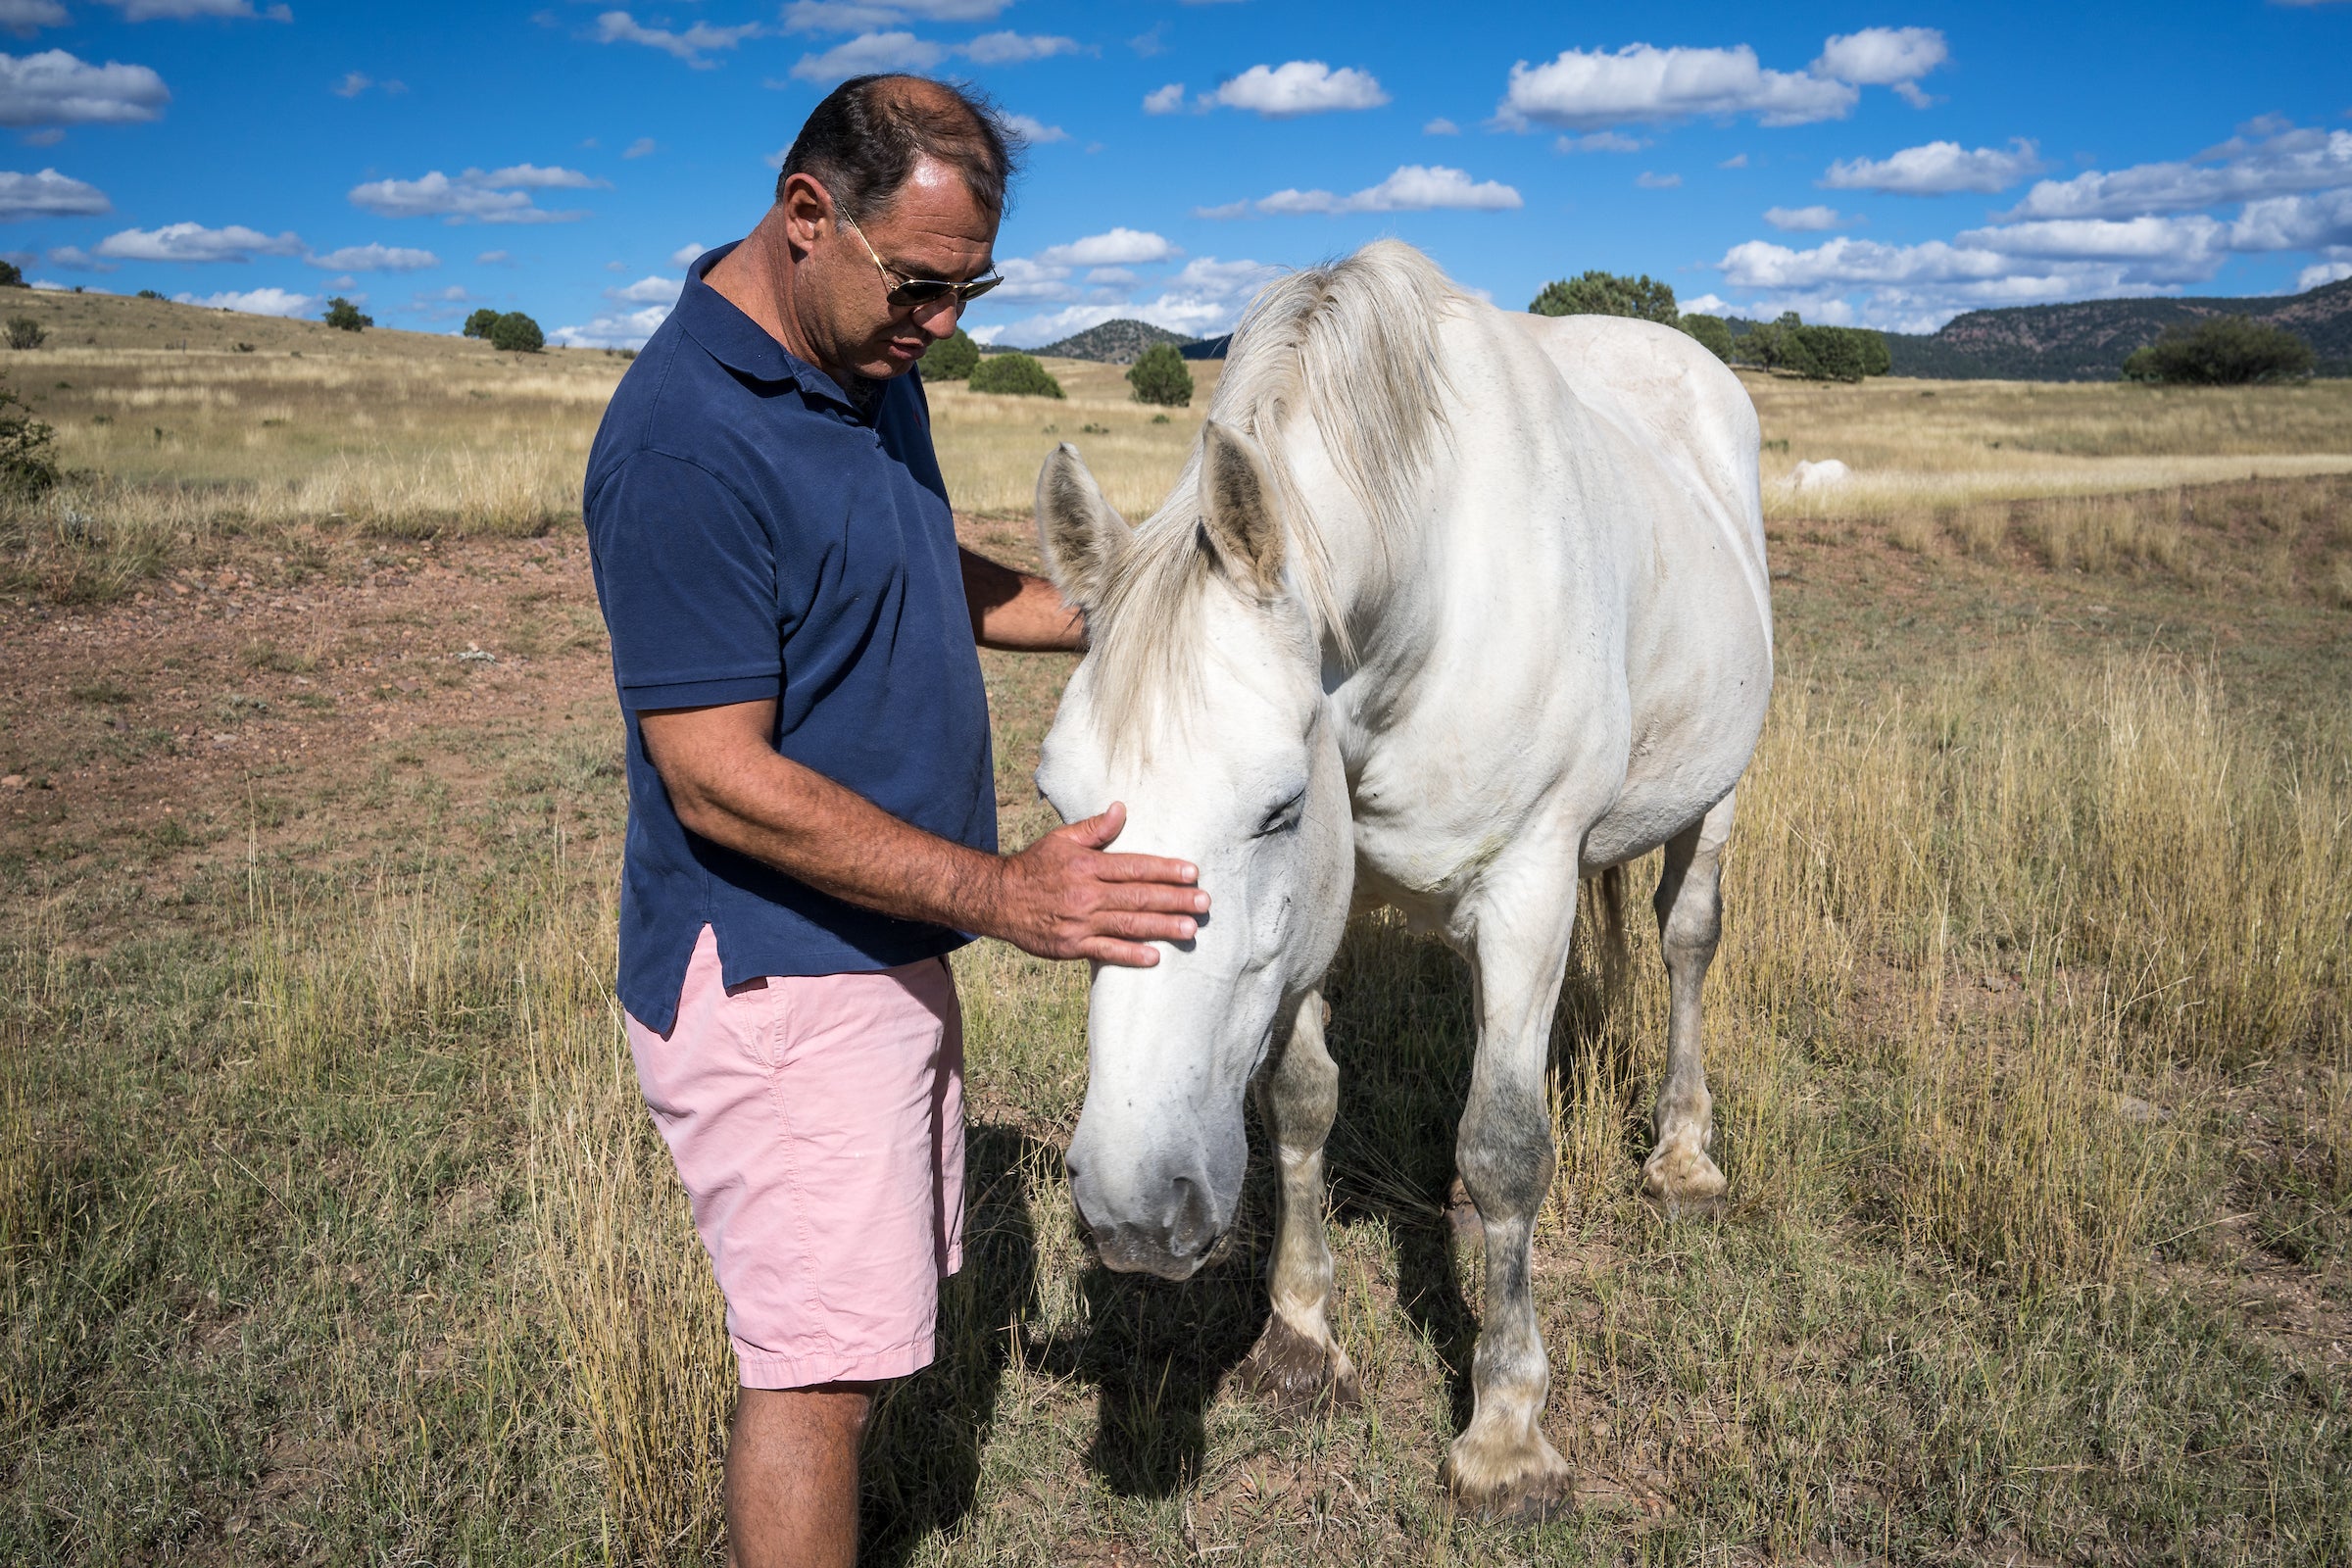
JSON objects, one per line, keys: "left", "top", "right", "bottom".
{"left": 625, "top": 925, "right": 964, "bottom": 1389}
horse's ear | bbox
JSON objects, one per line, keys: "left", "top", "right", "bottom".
{"left": 1198, "top": 419, "right": 1284, "bottom": 597}
{"left": 1034, "top": 443, "right": 1131, "bottom": 612}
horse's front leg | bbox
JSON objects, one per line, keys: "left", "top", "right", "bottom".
{"left": 1241, "top": 988, "right": 1360, "bottom": 1408}
{"left": 1444, "top": 866, "right": 1579, "bottom": 1520}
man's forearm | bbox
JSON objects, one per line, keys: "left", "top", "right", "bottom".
{"left": 669, "top": 744, "right": 1005, "bottom": 932}
{"left": 960, "top": 546, "right": 1084, "bottom": 651}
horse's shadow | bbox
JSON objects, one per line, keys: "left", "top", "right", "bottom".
{"left": 860, "top": 924, "right": 1632, "bottom": 1559}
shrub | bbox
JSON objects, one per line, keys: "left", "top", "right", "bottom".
{"left": 322, "top": 296, "right": 371, "bottom": 333}
{"left": 488, "top": 312, "right": 545, "bottom": 354}
{"left": 2122, "top": 317, "right": 2315, "bottom": 385}
{"left": 0, "top": 378, "right": 58, "bottom": 499}
{"left": 966, "top": 352, "right": 1062, "bottom": 399}
{"left": 0, "top": 260, "right": 23, "bottom": 288}
{"left": 462, "top": 307, "right": 502, "bottom": 340}
{"left": 5, "top": 318, "right": 44, "bottom": 351}
{"left": 1679, "top": 313, "right": 1735, "bottom": 362}
{"left": 1529, "top": 270, "right": 1679, "bottom": 322}
{"left": 1126, "top": 342, "right": 1193, "bottom": 407}
{"left": 922, "top": 327, "right": 981, "bottom": 379}
{"left": 135, "top": 288, "right": 164, "bottom": 301}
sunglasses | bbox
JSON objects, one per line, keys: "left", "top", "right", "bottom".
{"left": 839, "top": 211, "right": 1003, "bottom": 311}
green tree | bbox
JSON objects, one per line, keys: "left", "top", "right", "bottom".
{"left": 135, "top": 288, "right": 165, "bottom": 301}
{"left": 921, "top": 326, "right": 981, "bottom": 379}
{"left": 462, "top": 307, "right": 501, "bottom": 340}
{"left": 1125, "top": 342, "right": 1194, "bottom": 408}
{"left": 2122, "top": 317, "right": 2316, "bottom": 385}
{"left": 5, "top": 318, "right": 44, "bottom": 351}
{"left": 0, "top": 260, "right": 24, "bottom": 289}
{"left": 1679, "top": 313, "right": 1735, "bottom": 363}
{"left": 322, "top": 296, "right": 371, "bottom": 332}
{"left": 966, "top": 352, "right": 1063, "bottom": 399}
{"left": 488, "top": 312, "right": 545, "bottom": 354}
{"left": 1528, "top": 270, "right": 1679, "bottom": 323}
{"left": 0, "top": 376, "right": 58, "bottom": 498}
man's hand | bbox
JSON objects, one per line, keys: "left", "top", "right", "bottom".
{"left": 986, "top": 803, "right": 1206, "bottom": 966}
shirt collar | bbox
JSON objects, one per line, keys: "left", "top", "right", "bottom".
{"left": 676, "top": 240, "right": 864, "bottom": 414}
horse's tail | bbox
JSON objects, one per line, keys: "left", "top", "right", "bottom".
{"left": 1587, "top": 864, "right": 1631, "bottom": 997}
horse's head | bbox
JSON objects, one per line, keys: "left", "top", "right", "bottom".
{"left": 1033, "top": 422, "right": 1354, "bottom": 1280}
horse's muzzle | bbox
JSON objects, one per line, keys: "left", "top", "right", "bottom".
{"left": 1068, "top": 1165, "right": 1226, "bottom": 1281}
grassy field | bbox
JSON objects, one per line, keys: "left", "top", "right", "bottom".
{"left": 3, "top": 295, "right": 2350, "bottom": 1565}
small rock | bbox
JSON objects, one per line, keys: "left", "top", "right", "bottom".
{"left": 0, "top": 774, "right": 22, "bottom": 789}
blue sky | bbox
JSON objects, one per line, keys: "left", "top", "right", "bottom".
{"left": 2, "top": 0, "right": 2348, "bottom": 346}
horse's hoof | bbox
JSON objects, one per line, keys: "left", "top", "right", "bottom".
{"left": 1443, "top": 1431, "right": 1574, "bottom": 1525}
{"left": 1241, "top": 1312, "right": 1360, "bottom": 1411}
{"left": 1641, "top": 1139, "right": 1728, "bottom": 1216}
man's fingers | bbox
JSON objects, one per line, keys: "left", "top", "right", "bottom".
{"left": 1087, "top": 911, "right": 1198, "bottom": 943}
{"left": 1077, "top": 936, "right": 1162, "bottom": 968}
{"left": 1093, "top": 850, "right": 1201, "bottom": 889}
{"left": 1090, "top": 881, "right": 1208, "bottom": 916}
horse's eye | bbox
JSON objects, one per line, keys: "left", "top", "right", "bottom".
{"left": 1253, "top": 790, "right": 1307, "bottom": 839}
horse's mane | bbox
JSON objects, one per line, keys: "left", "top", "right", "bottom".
{"left": 1086, "top": 240, "right": 1464, "bottom": 749}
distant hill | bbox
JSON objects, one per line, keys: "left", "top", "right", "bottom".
{"left": 988, "top": 318, "right": 1199, "bottom": 365}
{"left": 1872, "top": 276, "right": 2352, "bottom": 381}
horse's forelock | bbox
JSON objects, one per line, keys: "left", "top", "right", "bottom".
{"left": 1081, "top": 241, "right": 1463, "bottom": 760}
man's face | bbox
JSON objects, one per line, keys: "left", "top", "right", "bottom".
{"left": 790, "top": 157, "right": 997, "bottom": 383}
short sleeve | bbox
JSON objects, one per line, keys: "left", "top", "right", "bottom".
{"left": 587, "top": 450, "right": 783, "bottom": 710}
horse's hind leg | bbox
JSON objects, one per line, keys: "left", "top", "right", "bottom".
{"left": 1642, "top": 792, "right": 1736, "bottom": 1209}
{"left": 1242, "top": 988, "right": 1360, "bottom": 1408}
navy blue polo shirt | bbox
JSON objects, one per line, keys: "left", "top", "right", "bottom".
{"left": 583, "top": 242, "right": 994, "bottom": 1033}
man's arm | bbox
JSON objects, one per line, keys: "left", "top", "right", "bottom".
{"left": 637, "top": 699, "right": 1202, "bottom": 966}
{"left": 960, "top": 546, "right": 1084, "bottom": 652}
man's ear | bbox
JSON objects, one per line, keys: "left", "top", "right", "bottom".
{"left": 1197, "top": 419, "right": 1284, "bottom": 597}
{"left": 1034, "top": 443, "right": 1132, "bottom": 612}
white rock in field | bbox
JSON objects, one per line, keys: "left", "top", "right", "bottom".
{"left": 1787, "top": 459, "right": 1851, "bottom": 491}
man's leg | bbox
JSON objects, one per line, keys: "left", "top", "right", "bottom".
{"left": 726, "top": 1383, "right": 874, "bottom": 1568}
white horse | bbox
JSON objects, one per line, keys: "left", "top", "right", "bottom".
{"left": 1031, "top": 241, "right": 1772, "bottom": 1517}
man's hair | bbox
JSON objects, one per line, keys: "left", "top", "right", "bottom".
{"left": 779, "top": 74, "right": 1022, "bottom": 222}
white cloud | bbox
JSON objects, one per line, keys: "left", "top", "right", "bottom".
{"left": 977, "top": 255, "right": 1285, "bottom": 346}
{"left": 0, "top": 1, "right": 68, "bottom": 35}
{"left": 1211, "top": 61, "right": 1387, "bottom": 117}
{"left": 1004, "top": 113, "right": 1066, "bottom": 144}
{"left": 1682, "top": 292, "right": 1731, "bottom": 315}
{"left": 0, "top": 48, "right": 170, "bottom": 126}
{"left": 172, "top": 285, "right": 315, "bottom": 317}
{"left": 102, "top": 0, "right": 289, "bottom": 18}
{"left": 477, "top": 249, "right": 511, "bottom": 265}
{"left": 1765, "top": 205, "right": 1847, "bottom": 231}
{"left": 1142, "top": 81, "right": 1184, "bottom": 115}
{"left": 608, "top": 273, "right": 680, "bottom": 304}
{"left": 1557, "top": 130, "right": 1642, "bottom": 153}
{"left": 42, "top": 243, "right": 108, "bottom": 270}
{"left": 348, "top": 167, "right": 600, "bottom": 224}
{"left": 1720, "top": 152, "right": 1748, "bottom": 169}
{"left": 1636, "top": 171, "right": 1682, "bottom": 189}
{"left": 780, "top": 0, "right": 1008, "bottom": 32}
{"left": 1811, "top": 27, "right": 1946, "bottom": 85}
{"left": 306, "top": 242, "right": 438, "bottom": 271}
{"left": 623, "top": 136, "right": 656, "bottom": 159}
{"left": 2003, "top": 124, "right": 2352, "bottom": 220}
{"left": 1033, "top": 227, "right": 1179, "bottom": 267}
{"left": 670, "top": 241, "right": 704, "bottom": 268}
{"left": 1424, "top": 117, "right": 1459, "bottom": 135}
{"left": 549, "top": 303, "right": 670, "bottom": 349}
{"left": 1085, "top": 267, "right": 1136, "bottom": 284}
{"left": 96, "top": 220, "right": 300, "bottom": 263}
{"left": 1824, "top": 139, "right": 2042, "bottom": 195}
{"left": 1500, "top": 44, "right": 1856, "bottom": 130}
{"left": 789, "top": 29, "right": 947, "bottom": 82}
{"left": 1216, "top": 164, "right": 1522, "bottom": 218}
{"left": 960, "top": 30, "right": 1078, "bottom": 64}
{"left": 591, "top": 11, "right": 760, "bottom": 68}
{"left": 2296, "top": 259, "right": 2352, "bottom": 291}
{"left": 988, "top": 254, "right": 1075, "bottom": 301}
{"left": 0, "top": 166, "right": 104, "bottom": 217}
{"left": 331, "top": 71, "right": 368, "bottom": 97}
{"left": 2229, "top": 188, "right": 2352, "bottom": 252}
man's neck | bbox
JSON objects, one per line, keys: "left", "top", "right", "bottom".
{"left": 707, "top": 221, "right": 857, "bottom": 390}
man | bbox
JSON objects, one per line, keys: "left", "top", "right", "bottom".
{"left": 582, "top": 75, "right": 1207, "bottom": 1568}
